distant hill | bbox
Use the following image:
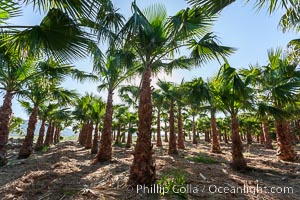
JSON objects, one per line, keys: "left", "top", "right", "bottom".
{"left": 10, "top": 120, "right": 76, "bottom": 137}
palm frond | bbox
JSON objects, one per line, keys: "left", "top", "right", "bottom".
{"left": 0, "top": 0, "right": 21, "bottom": 24}
{"left": 23, "top": 0, "right": 102, "bottom": 20}
{"left": 5, "top": 8, "right": 92, "bottom": 61}
{"left": 186, "top": 0, "right": 236, "bottom": 14}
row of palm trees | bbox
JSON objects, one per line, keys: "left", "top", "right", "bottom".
{"left": 1, "top": 0, "right": 300, "bottom": 187}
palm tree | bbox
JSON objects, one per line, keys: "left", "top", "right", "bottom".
{"left": 95, "top": 48, "right": 136, "bottom": 162}
{"left": 158, "top": 80, "right": 179, "bottom": 155}
{"left": 152, "top": 89, "right": 165, "bottom": 147}
{"left": 120, "top": 2, "right": 233, "bottom": 185}
{"left": 183, "top": 78, "right": 208, "bottom": 144}
{"left": 203, "top": 80, "right": 223, "bottom": 153}
{"left": 259, "top": 49, "right": 299, "bottom": 161}
{"left": 90, "top": 97, "right": 105, "bottom": 154}
{"left": 18, "top": 78, "right": 77, "bottom": 158}
{"left": 124, "top": 111, "right": 138, "bottom": 149}
{"left": 214, "top": 63, "right": 253, "bottom": 171}
{"left": 52, "top": 108, "right": 73, "bottom": 144}
{"left": 175, "top": 83, "right": 186, "bottom": 149}
{"left": 73, "top": 94, "right": 93, "bottom": 146}
{"left": 0, "top": 46, "right": 34, "bottom": 166}
{"left": 34, "top": 104, "right": 57, "bottom": 151}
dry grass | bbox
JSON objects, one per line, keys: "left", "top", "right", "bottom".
{"left": 0, "top": 140, "right": 299, "bottom": 199}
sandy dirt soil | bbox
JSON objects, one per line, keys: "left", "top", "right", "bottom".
{"left": 0, "top": 139, "right": 299, "bottom": 200}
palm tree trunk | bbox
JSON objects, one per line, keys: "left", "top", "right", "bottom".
{"left": 35, "top": 119, "right": 46, "bottom": 151}
{"left": 287, "top": 122, "right": 296, "bottom": 145}
{"left": 177, "top": 107, "right": 184, "bottom": 149}
{"left": 224, "top": 130, "right": 228, "bottom": 144}
{"left": 246, "top": 129, "right": 252, "bottom": 145}
{"left": 44, "top": 121, "right": 53, "bottom": 147}
{"left": 164, "top": 121, "right": 168, "bottom": 142}
{"left": 78, "top": 122, "right": 84, "bottom": 145}
{"left": 275, "top": 119, "right": 297, "bottom": 161}
{"left": 156, "top": 110, "right": 162, "bottom": 147}
{"left": 204, "top": 130, "right": 209, "bottom": 142}
{"left": 122, "top": 129, "right": 126, "bottom": 143}
{"left": 0, "top": 92, "right": 13, "bottom": 166}
{"left": 54, "top": 126, "right": 60, "bottom": 144}
{"left": 192, "top": 115, "right": 197, "bottom": 144}
{"left": 211, "top": 111, "right": 221, "bottom": 153}
{"left": 82, "top": 122, "right": 89, "bottom": 146}
{"left": 295, "top": 120, "right": 300, "bottom": 142}
{"left": 97, "top": 91, "right": 113, "bottom": 161}
{"left": 168, "top": 101, "right": 178, "bottom": 154}
{"left": 231, "top": 114, "right": 247, "bottom": 171}
{"left": 128, "top": 65, "right": 155, "bottom": 185}
{"left": 85, "top": 121, "right": 93, "bottom": 149}
{"left": 91, "top": 122, "right": 99, "bottom": 154}
{"left": 262, "top": 120, "right": 273, "bottom": 149}
{"left": 126, "top": 124, "right": 132, "bottom": 149}
{"left": 115, "top": 124, "right": 121, "bottom": 144}
{"left": 49, "top": 123, "right": 55, "bottom": 145}
{"left": 57, "top": 127, "right": 61, "bottom": 143}
{"left": 18, "top": 105, "right": 39, "bottom": 158}
{"left": 260, "top": 131, "right": 265, "bottom": 144}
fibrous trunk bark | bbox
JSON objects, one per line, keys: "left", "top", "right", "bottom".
{"left": 81, "top": 123, "right": 89, "bottom": 146}
{"left": 164, "top": 121, "right": 168, "bottom": 142}
{"left": 0, "top": 92, "right": 13, "bottom": 166}
{"left": 205, "top": 130, "right": 210, "bottom": 142}
{"left": 115, "top": 124, "right": 121, "bottom": 144}
{"left": 122, "top": 129, "right": 126, "bottom": 143}
{"left": 287, "top": 122, "right": 296, "bottom": 145}
{"left": 192, "top": 115, "right": 197, "bottom": 144}
{"left": 35, "top": 119, "right": 46, "bottom": 151}
{"left": 97, "top": 91, "right": 113, "bottom": 162}
{"left": 54, "top": 126, "right": 61, "bottom": 144}
{"left": 126, "top": 127, "right": 132, "bottom": 149}
{"left": 275, "top": 119, "right": 297, "bottom": 161}
{"left": 211, "top": 112, "right": 221, "bottom": 153}
{"left": 168, "top": 101, "right": 178, "bottom": 154}
{"left": 246, "top": 129, "right": 252, "bottom": 145}
{"left": 156, "top": 110, "right": 162, "bottom": 147}
{"left": 91, "top": 122, "right": 99, "bottom": 154}
{"left": 231, "top": 114, "right": 247, "bottom": 171}
{"left": 260, "top": 131, "right": 265, "bottom": 144}
{"left": 85, "top": 121, "right": 93, "bottom": 149}
{"left": 43, "top": 121, "right": 53, "bottom": 147}
{"left": 18, "top": 105, "right": 39, "bottom": 158}
{"left": 177, "top": 107, "right": 184, "bottom": 149}
{"left": 128, "top": 65, "right": 155, "bottom": 185}
{"left": 224, "top": 130, "right": 228, "bottom": 144}
{"left": 49, "top": 123, "right": 55, "bottom": 145}
{"left": 262, "top": 120, "right": 273, "bottom": 149}
{"left": 78, "top": 122, "right": 84, "bottom": 145}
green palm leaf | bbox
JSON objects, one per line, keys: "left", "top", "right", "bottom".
{"left": 5, "top": 8, "right": 92, "bottom": 61}
{"left": 0, "top": 0, "right": 21, "bottom": 24}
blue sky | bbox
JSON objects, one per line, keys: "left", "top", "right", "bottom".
{"left": 4, "top": 0, "right": 299, "bottom": 119}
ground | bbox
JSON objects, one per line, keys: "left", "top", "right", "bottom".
{"left": 0, "top": 139, "right": 299, "bottom": 200}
